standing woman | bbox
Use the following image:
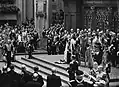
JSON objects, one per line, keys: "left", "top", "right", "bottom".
{"left": 64, "top": 37, "right": 71, "bottom": 63}
{"left": 102, "top": 46, "right": 108, "bottom": 68}
{"left": 85, "top": 44, "right": 94, "bottom": 68}
{"left": 0, "top": 37, "right": 3, "bottom": 61}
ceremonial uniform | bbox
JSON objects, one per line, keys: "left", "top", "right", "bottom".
{"left": 116, "top": 37, "right": 119, "bottom": 64}
{"left": 68, "top": 59, "right": 79, "bottom": 80}
{"left": 33, "top": 31, "right": 39, "bottom": 50}
{"left": 110, "top": 37, "right": 117, "bottom": 66}
{"left": 27, "top": 43, "right": 33, "bottom": 59}
{"left": 4, "top": 41, "right": 13, "bottom": 67}
{"left": 47, "top": 38, "right": 52, "bottom": 55}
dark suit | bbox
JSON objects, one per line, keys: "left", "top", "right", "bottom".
{"left": 8, "top": 70, "right": 21, "bottom": 87}
{"left": 0, "top": 72, "right": 11, "bottom": 87}
{"left": 93, "top": 51, "right": 103, "bottom": 65}
{"left": 68, "top": 60, "right": 79, "bottom": 80}
{"left": 27, "top": 43, "right": 33, "bottom": 59}
{"left": 19, "top": 70, "right": 30, "bottom": 87}
{"left": 70, "top": 80, "right": 93, "bottom": 87}
{"left": 21, "top": 71, "right": 32, "bottom": 83}
{"left": 33, "top": 32, "right": 39, "bottom": 50}
{"left": 47, "top": 74, "right": 62, "bottom": 87}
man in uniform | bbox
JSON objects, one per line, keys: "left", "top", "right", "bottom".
{"left": 27, "top": 43, "right": 33, "bottom": 59}
{"left": 67, "top": 55, "right": 79, "bottom": 80}
{"left": 47, "top": 36, "right": 52, "bottom": 55}
{"left": 4, "top": 39, "right": 13, "bottom": 67}
{"left": 33, "top": 30, "right": 39, "bottom": 50}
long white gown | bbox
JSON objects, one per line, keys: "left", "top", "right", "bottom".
{"left": 64, "top": 41, "right": 69, "bottom": 62}
{"left": 0, "top": 40, "right": 3, "bottom": 61}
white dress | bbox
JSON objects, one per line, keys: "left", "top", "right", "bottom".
{"left": 64, "top": 41, "right": 69, "bottom": 62}
{"left": 70, "top": 38, "right": 76, "bottom": 56}
{"left": 0, "top": 41, "right": 3, "bottom": 61}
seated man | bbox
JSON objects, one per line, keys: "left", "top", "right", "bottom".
{"left": 94, "top": 65, "right": 109, "bottom": 87}
{"left": 90, "top": 62, "right": 98, "bottom": 78}
{"left": 88, "top": 64, "right": 109, "bottom": 87}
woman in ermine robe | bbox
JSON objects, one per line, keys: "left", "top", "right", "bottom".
{"left": 102, "top": 47, "right": 108, "bottom": 68}
{"left": 85, "top": 44, "right": 93, "bottom": 68}
{"left": 64, "top": 35, "right": 71, "bottom": 63}
{"left": 64, "top": 39, "right": 69, "bottom": 62}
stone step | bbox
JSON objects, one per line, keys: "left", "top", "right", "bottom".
{"left": 15, "top": 50, "right": 47, "bottom": 55}
{"left": 12, "top": 59, "right": 69, "bottom": 86}
{"left": 17, "top": 59, "right": 69, "bottom": 82}
{"left": 31, "top": 56, "right": 67, "bottom": 70}
{"left": 12, "top": 54, "right": 119, "bottom": 87}
{"left": 28, "top": 56, "right": 119, "bottom": 83}
{"left": 12, "top": 62, "right": 47, "bottom": 87}
{"left": 12, "top": 62, "right": 68, "bottom": 87}
{"left": 109, "top": 82, "right": 119, "bottom": 87}
{"left": 22, "top": 57, "right": 69, "bottom": 77}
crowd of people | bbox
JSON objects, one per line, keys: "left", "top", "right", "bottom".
{"left": 0, "top": 17, "right": 118, "bottom": 87}
{"left": 43, "top": 22, "right": 119, "bottom": 87}
{"left": 42, "top": 23, "right": 66, "bottom": 55}
{"left": 0, "top": 64, "right": 62, "bottom": 87}
{"left": 0, "top": 19, "right": 39, "bottom": 67}
{"left": 44, "top": 23, "right": 119, "bottom": 66}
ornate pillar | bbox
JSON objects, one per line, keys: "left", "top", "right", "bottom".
{"left": 34, "top": 0, "right": 37, "bottom": 30}
{"left": 48, "top": 0, "right": 52, "bottom": 27}
{"left": 76, "top": 0, "right": 83, "bottom": 29}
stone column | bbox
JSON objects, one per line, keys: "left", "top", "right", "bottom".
{"left": 16, "top": 0, "right": 23, "bottom": 24}
{"left": 64, "top": 0, "right": 70, "bottom": 30}
{"left": 26, "top": 0, "right": 33, "bottom": 20}
{"left": 48, "top": 0, "right": 52, "bottom": 27}
{"left": 76, "top": 0, "right": 83, "bottom": 29}
{"left": 34, "top": 0, "right": 37, "bottom": 30}
{"left": 22, "top": 0, "right": 26, "bottom": 22}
